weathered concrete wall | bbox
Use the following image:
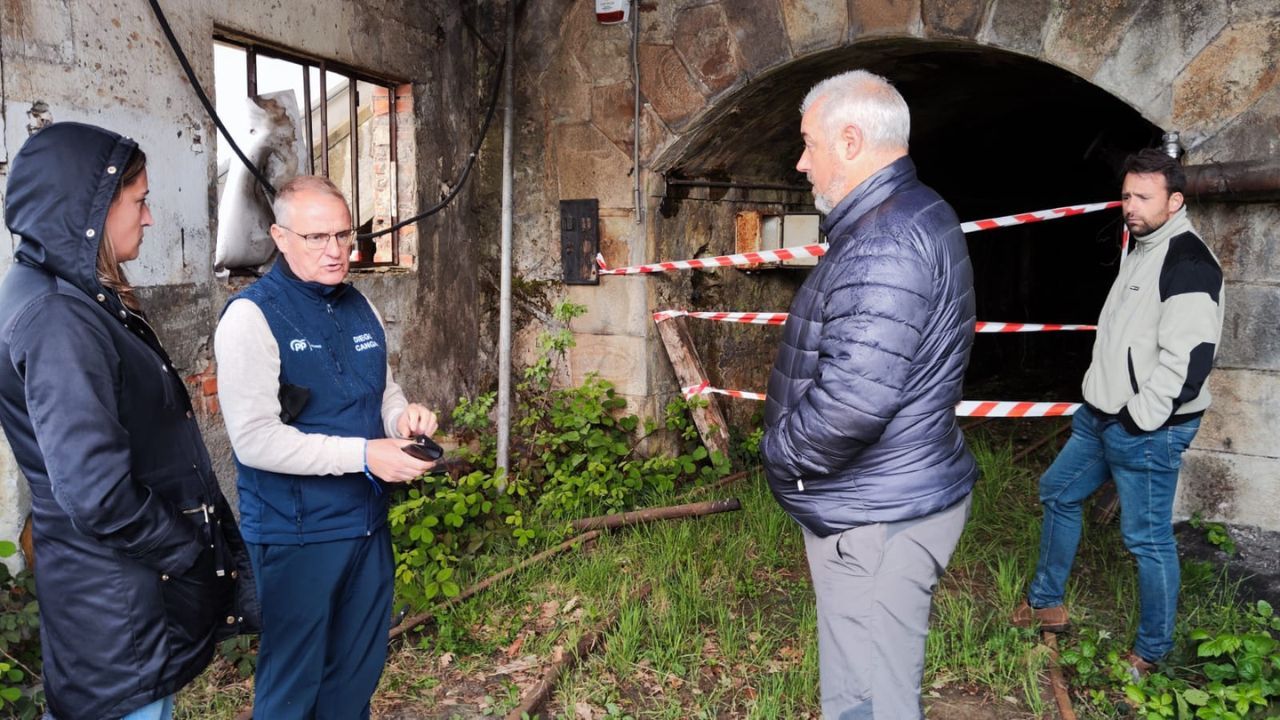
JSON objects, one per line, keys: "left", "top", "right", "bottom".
{"left": 513, "top": 0, "right": 1280, "bottom": 529}
{"left": 0, "top": 0, "right": 492, "bottom": 558}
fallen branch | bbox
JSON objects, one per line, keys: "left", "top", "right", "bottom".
{"left": 1011, "top": 420, "right": 1072, "bottom": 464}
{"left": 1043, "top": 632, "right": 1078, "bottom": 720}
{"left": 686, "top": 469, "right": 751, "bottom": 497}
{"left": 505, "top": 583, "right": 653, "bottom": 720}
{"left": 388, "top": 530, "right": 602, "bottom": 642}
{"left": 570, "top": 498, "right": 741, "bottom": 532}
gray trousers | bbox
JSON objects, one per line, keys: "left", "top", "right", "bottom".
{"left": 802, "top": 494, "right": 972, "bottom": 720}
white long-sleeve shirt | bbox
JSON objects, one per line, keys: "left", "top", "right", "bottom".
{"left": 214, "top": 297, "right": 409, "bottom": 476}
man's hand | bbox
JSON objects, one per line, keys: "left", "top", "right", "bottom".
{"left": 396, "top": 403, "right": 439, "bottom": 439}
{"left": 366, "top": 438, "right": 434, "bottom": 482}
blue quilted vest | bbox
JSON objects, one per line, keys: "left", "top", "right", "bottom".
{"left": 228, "top": 260, "right": 388, "bottom": 544}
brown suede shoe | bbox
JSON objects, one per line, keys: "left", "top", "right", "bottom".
{"left": 1011, "top": 599, "right": 1070, "bottom": 633}
{"left": 1125, "top": 652, "right": 1156, "bottom": 682}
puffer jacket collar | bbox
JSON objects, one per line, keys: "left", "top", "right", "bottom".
{"left": 820, "top": 155, "right": 917, "bottom": 244}
{"left": 269, "top": 254, "right": 351, "bottom": 303}
{"left": 5, "top": 122, "right": 136, "bottom": 319}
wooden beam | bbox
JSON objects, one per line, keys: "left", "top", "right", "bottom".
{"left": 654, "top": 316, "right": 730, "bottom": 460}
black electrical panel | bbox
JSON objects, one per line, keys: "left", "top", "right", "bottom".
{"left": 560, "top": 199, "right": 600, "bottom": 285}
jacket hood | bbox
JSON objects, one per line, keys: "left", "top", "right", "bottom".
{"left": 5, "top": 122, "right": 138, "bottom": 300}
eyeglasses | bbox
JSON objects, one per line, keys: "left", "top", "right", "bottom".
{"left": 276, "top": 224, "right": 358, "bottom": 251}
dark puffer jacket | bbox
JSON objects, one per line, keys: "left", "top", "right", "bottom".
{"left": 762, "top": 157, "right": 978, "bottom": 537}
{"left": 0, "top": 123, "right": 259, "bottom": 719}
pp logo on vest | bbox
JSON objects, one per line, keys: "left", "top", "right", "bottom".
{"left": 352, "top": 333, "right": 380, "bottom": 352}
{"left": 289, "top": 339, "right": 321, "bottom": 352}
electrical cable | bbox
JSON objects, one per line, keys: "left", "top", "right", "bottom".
{"left": 145, "top": 0, "right": 505, "bottom": 239}
{"left": 146, "top": 0, "right": 277, "bottom": 198}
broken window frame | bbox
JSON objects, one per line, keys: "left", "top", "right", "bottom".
{"left": 214, "top": 32, "right": 405, "bottom": 269}
{"left": 734, "top": 210, "right": 823, "bottom": 269}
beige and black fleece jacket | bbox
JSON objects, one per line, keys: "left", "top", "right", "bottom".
{"left": 1082, "top": 208, "right": 1224, "bottom": 433}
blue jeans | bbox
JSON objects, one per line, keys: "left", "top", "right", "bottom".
{"left": 44, "top": 695, "right": 172, "bottom": 720}
{"left": 121, "top": 697, "right": 174, "bottom": 720}
{"left": 1027, "top": 405, "right": 1200, "bottom": 661}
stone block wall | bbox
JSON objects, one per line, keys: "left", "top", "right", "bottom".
{"left": 512, "top": 0, "right": 1280, "bottom": 529}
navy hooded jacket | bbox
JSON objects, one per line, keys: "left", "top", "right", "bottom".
{"left": 0, "top": 123, "right": 258, "bottom": 719}
{"left": 762, "top": 157, "right": 978, "bottom": 537}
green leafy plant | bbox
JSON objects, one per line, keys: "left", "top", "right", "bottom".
{"left": 1190, "top": 513, "right": 1237, "bottom": 556}
{"left": 1066, "top": 600, "right": 1280, "bottom": 720}
{"left": 387, "top": 301, "right": 731, "bottom": 613}
{"left": 217, "top": 635, "right": 257, "bottom": 679}
{"left": 0, "top": 541, "right": 41, "bottom": 719}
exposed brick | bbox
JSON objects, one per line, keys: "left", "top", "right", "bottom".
{"left": 202, "top": 376, "right": 218, "bottom": 397}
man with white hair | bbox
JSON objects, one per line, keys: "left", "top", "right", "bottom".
{"left": 761, "top": 70, "right": 978, "bottom": 718}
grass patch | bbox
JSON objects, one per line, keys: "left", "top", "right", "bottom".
{"left": 175, "top": 424, "right": 1267, "bottom": 718}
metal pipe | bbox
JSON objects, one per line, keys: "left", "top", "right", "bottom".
{"left": 496, "top": 0, "right": 516, "bottom": 479}
{"left": 666, "top": 178, "right": 811, "bottom": 193}
{"left": 1184, "top": 159, "right": 1280, "bottom": 203}
{"left": 632, "top": 7, "right": 643, "bottom": 226}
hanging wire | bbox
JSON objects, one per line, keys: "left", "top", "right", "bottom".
{"left": 145, "top": 0, "right": 505, "bottom": 239}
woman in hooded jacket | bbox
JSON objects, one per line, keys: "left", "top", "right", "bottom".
{"left": 0, "top": 122, "right": 258, "bottom": 720}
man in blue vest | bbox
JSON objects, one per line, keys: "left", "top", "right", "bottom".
{"left": 215, "top": 176, "right": 438, "bottom": 718}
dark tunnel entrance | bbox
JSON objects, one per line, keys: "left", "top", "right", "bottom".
{"left": 656, "top": 39, "right": 1163, "bottom": 403}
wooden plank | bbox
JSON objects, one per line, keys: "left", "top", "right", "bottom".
{"left": 655, "top": 316, "right": 731, "bottom": 460}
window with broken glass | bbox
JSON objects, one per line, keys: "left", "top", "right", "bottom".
{"left": 214, "top": 35, "right": 410, "bottom": 268}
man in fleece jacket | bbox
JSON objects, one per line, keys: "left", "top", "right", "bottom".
{"left": 1014, "top": 149, "right": 1224, "bottom": 680}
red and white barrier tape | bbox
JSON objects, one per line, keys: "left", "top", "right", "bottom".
{"left": 654, "top": 310, "right": 788, "bottom": 325}
{"left": 682, "top": 382, "right": 767, "bottom": 402}
{"left": 654, "top": 310, "right": 1094, "bottom": 332}
{"left": 958, "top": 200, "right": 1121, "bottom": 233}
{"left": 974, "top": 322, "right": 1096, "bottom": 333}
{"left": 682, "top": 382, "right": 1079, "bottom": 417}
{"left": 599, "top": 244, "right": 827, "bottom": 275}
{"left": 598, "top": 200, "right": 1122, "bottom": 275}
{"left": 956, "top": 401, "right": 1080, "bottom": 417}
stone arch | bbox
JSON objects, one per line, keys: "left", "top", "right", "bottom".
{"left": 646, "top": 35, "right": 1163, "bottom": 399}
{"left": 521, "top": 0, "right": 1280, "bottom": 528}
{"left": 634, "top": 0, "right": 1276, "bottom": 168}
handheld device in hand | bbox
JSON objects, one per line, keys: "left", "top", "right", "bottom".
{"left": 402, "top": 435, "right": 444, "bottom": 462}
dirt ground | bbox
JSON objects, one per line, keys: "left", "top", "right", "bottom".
{"left": 1176, "top": 520, "right": 1280, "bottom": 608}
